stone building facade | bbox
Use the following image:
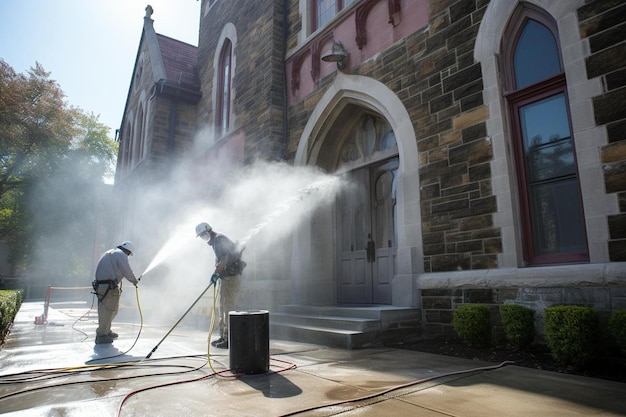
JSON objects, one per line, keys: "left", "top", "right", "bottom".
{"left": 116, "top": 0, "right": 626, "bottom": 339}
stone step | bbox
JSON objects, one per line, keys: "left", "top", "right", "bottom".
{"left": 271, "top": 312, "right": 381, "bottom": 332}
{"left": 270, "top": 305, "right": 422, "bottom": 349}
{"left": 269, "top": 322, "right": 381, "bottom": 349}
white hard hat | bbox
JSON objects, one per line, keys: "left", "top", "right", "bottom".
{"left": 119, "top": 241, "right": 135, "bottom": 255}
{"left": 195, "top": 222, "right": 212, "bottom": 237}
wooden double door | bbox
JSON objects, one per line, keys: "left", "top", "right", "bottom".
{"left": 337, "top": 158, "right": 398, "bottom": 304}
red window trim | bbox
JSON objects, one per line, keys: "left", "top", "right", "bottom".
{"left": 502, "top": 4, "right": 589, "bottom": 266}
{"left": 508, "top": 75, "right": 589, "bottom": 266}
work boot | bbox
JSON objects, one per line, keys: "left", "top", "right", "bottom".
{"left": 210, "top": 337, "right": 224, "bottom": 347}
{"left": 214, "top": 339, "right": 229, "bottom": 349}
{"left": 108, "top": 331, "right": 119, "bottom": 338}
{"left": 95, "top": 335, "right": 114, "bottom": 344}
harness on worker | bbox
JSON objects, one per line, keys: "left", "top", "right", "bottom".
{"left": 222, "top": 245, "right": 247, "bottom": 277}
{"left": 91, "top": 280, "right": 119, "bottom": 303}
{"left": 91, "top": 251, "right": 121, "bottom": 302}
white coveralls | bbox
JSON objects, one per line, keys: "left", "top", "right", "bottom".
{"left": 93, "top": 248, "right": 139, "bottom": 338}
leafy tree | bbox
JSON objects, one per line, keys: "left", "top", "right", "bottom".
{"left": 0, "top": 60, "right": 78, "bottom": 198}
{"left": 0, "top": 59, "right": 117, "bottom": 278}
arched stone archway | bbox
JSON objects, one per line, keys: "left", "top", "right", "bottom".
{"left": 291, "top": 73, "right": 422, "bottom": 307}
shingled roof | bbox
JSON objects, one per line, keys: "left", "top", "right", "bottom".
{"left": 156, "top": 34, "right": 199, "bottom": 90}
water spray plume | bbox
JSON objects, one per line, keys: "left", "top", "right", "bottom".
{"left": 239, "top": 176, "right": 340, "bottom": 246}
{"left": 142, "top": 228, "right": 191, "bottom": 276}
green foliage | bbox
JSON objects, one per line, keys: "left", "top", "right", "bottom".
{"left": 544, "top": 306, "right": 598, "bottom": 368}
{"left": 453, "top": 304, "right": 491, "bottom": 347}
{"left": 0, "top": 289, "right": 23, "bottom": 344}
{"left": 499, "top": 304, "right": 536, "bottom": 348}
{"left": 0, "top": 59, "right": 117, "bottom": 274}
{"left": 609, "top": 310, "right": 626, "bottom": 355}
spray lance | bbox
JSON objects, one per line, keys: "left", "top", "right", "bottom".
{"left": 143, "top": 244, "right": 246, "bottom": 359}
{"left": 144, "top": 272, "right": 221, "bottom": 359}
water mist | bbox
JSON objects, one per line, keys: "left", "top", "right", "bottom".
{"left": 123, "top": 161, "right": 347, "bottom": 328}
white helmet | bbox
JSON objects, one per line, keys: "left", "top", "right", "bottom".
{"left": 195, "top": 222, "right": 212, "bottom": 238}
{"left": 119, "top": 241, "right": 135, "bottom": 255}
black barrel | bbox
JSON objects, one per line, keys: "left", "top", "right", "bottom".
{"left": 228, "top": 310, "right": 269, "bottom": 374}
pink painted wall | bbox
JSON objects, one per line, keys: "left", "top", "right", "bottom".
{"left": 287, "top": 0, "right": 429, "bottom": 104}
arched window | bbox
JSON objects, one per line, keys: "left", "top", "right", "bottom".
{"left": 122, "top": 122, "right": 132, "bottom": 173}
{"left": 133, "top": 104, "right": 144, "bottom": 164}
{"left": 337, "top": 114, "right": 397, "bottom": 169}
{"left": 503, "top": 5, "right": 588, "bottom": 265}
{"left": 216, "top": 39, "right": 232, "bottom": 136}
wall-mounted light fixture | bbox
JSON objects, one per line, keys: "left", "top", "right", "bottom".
{"left": 321, "top": 40, "right": 348, "bottom": 70}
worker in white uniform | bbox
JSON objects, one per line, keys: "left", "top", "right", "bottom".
{"left": 92, "top": 241, "right": 140, "bottom": 344}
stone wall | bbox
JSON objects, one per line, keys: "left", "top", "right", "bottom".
{"left": 287, "top": 0, "right": 499, "bottom": 273}
{"left": 421, "top": 286, "right": 626, "bottom": 340}
{"left": 197, "top": 0, "right": 287, "bottom": 162}
{"left": 579, "top": 0, "right": 626, "bottom": 261}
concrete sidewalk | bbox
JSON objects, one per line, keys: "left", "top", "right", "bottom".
{"left": 1, "top": 301, "right": 625, "bottom": 416}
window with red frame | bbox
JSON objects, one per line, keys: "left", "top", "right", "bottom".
{"left": 503, "top": 4, "right": 588, "bottom": 265}
{"left": 311, "top": 0, "right": 358, "bottom": 32}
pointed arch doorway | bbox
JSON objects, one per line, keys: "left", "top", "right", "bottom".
{"left": 293, "top": 74, "right": 422, "bottom": 308}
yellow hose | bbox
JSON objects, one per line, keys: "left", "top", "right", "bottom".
{"left": 207, "top": 282, "right": 219, "bottom": 374}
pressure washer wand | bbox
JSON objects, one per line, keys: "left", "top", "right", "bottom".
{"left": 144, "top": 278, "right": 217, "bottom": 359}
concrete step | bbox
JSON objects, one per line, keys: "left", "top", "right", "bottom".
{"left": 269, "top": 322, "right": 381, "bottom": 349}
{"left": 270, "top": 305, "right": 421, "bottom": 349}
{"left": 271, "top": 312, "right": 381, "bottom": 332}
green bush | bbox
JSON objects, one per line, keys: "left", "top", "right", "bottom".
{"left": 609, "top": 310, "right": 626, "bottom": 355}
{"left": 0, "top": 289, "right": 23, "bottom": 345}
{"left": 453, "top": 304, "right": 491, "bottom": 347}
{"left": 500, "top": 304, "right": 535, "bottom": 348}
{"left": 544, "top": 305, "right": 598, "bottom": 368}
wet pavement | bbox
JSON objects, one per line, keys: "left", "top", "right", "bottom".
{"left": 1, "top": 301, "right": 626, "bottom": 416}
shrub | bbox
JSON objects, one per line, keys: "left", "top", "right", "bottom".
{"left": 0, "top": 289, "right": 23, "bottom": 344}
{"left": 453, "top": 304, "right": 491, "bottom": 347}
{"left": 609, "top": 310, "right": 626, "bottom": 355}
{"left": 500, "top": 304, "right": 535, "bottom": 348}
{"left": 544, "top": 305, "right": 598, "bottom": 368}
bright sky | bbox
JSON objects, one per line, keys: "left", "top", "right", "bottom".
{"left": 0, "top": 0, "right": 200, "bottom": 137}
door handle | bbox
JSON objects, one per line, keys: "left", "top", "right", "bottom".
{"left": 366, "top": 240, "right": 375, "bottom": 263}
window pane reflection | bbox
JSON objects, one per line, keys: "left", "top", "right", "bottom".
{"left": 520, "top": 94, "right": 574, "bottom": 181}
{"left": 514, "top": 19, "right": 561, "bottom": 88}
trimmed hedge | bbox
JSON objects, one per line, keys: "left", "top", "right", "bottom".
{"left": 453, "top": 304, "right": 491, "bottom": 347}
{"left": 544, "top": 305, "right": 598, "bottom": 368}
{"left": 0, "top": 289, "right": 23, "bottom": 345}
{"left": 500, "top": 304, "right": 535, "bottom": 348}
{"left": 609, "top": 309, "right": 626, "bottom": 355}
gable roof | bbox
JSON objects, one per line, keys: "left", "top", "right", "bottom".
{"left": 157, "top": 34, "right": 200, "bottom": 90}
{"left": 118, "top": 12, "right": 200, "bottom": 131}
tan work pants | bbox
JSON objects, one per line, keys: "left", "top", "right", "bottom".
{"left": 96, "top": 285, "right": 121, "bottom": 336}
{"left": 218, "top": 274, "right": 241, "bottom": 340}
